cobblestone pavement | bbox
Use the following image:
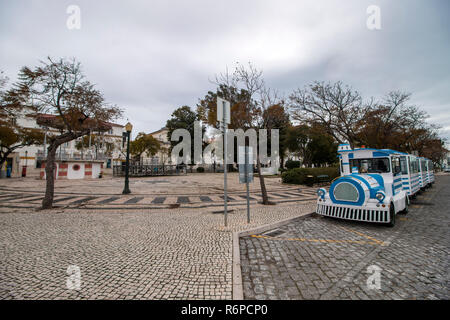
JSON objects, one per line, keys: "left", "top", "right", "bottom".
{"left": 240, "top": 175, "right": 450, "bottom": 300}
{"left": 0, "top": 197, "right": 315, "bottom": 299}
{"left": 0, "top": 173, "right": 316, "bottom": 211}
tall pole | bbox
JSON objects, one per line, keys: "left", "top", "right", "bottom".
{"left": 223, "top": 101, "right": 228, "bottom": 227}
{"left": 43, "top": 128, "right": 47, "bottom": 158}
{"left": 122, "top": 130, "right": 131, "bottom": 194}
{"left": 245, "top": 146, "right": 250, "bottom": 224}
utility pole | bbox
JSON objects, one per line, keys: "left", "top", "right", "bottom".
{"left": 122, "top": 122, "right": 133, "bottom": 194}
{"left": 217, "top": 97, "right": 231, "bottom": 227}
{"left": 223, "top": 103, "right": 228, "bottom": 226}
{"left": 245, "top": 146, "right": 251, "bottom": 223}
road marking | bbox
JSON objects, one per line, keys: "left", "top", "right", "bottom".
{"left": 249, "top": 234, "right": 380, "bottom": 246}
{"left": 337, "top": 226, "right": 385, "bottom": 245}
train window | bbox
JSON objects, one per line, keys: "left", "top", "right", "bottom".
{"left": 392, "top": 157, "right": 401, "bottom": 175}
{"left": 409, "top": 158, "right": 418, "bottom": 173}
{"left": 421, "top": 160, "right": 427, "bottom": 171}
{"left": 400, "top": 156, "right": 408, "bottom": 174}
{"left": 350, "top": 158, "right": 390, "bottom": 173}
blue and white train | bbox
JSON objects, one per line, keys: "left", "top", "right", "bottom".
{"left": 316, "top": 144, "right": 435, "bottom": 227}
{"left": 400, "top": 154, "right": 420, "bottom": 197}
{"left": 418, "top": 157, "right": 435, "bottom": 189}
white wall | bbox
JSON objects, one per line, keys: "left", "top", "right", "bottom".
{"left": 91, "top": 163, "right": 101, "bottom": 179}
{"left": 67, "top": 162, "right": 85, "bottom": 179}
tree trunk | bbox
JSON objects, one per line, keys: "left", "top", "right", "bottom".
{"left": 41, "top": 131, "right": 89, "bottom": 209}
{"left": 0, "top": 158, "right": 5, "bottom": 173}
{"left": 256, "top": 155, "right": 269, "bottom": 205}
{"left": 0, "top": 149, "right": 14, "bottom": 172}
{"left": 42, "top": 143, "right": 57, "bottom": 209}
{"left": 0, "top": 156, "right": 9, "bottom": 171}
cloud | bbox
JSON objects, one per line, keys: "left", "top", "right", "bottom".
{"left": 0, "top": 0, "right": 449, "bottom": 141}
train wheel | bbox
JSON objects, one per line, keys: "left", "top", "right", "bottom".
{"left": 387, "top": 204, "right": 396, "bottom": 227}
{"left": 401, "top": 196, "right": 409, "bottom": 215}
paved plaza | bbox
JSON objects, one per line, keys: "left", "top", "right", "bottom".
{"left": 0, "top": 173, "right": 316, "bottom": 212}
{"left": 0, "top": 173, "right": 448, "bottom": 300}
{"left": 240, "top": 175, "right": 450, "bottom": 300}
{"left": 0, "top": 173, "right": 315, "bottom": 299}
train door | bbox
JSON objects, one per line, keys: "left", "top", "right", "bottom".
{"left": 400, "top": 156, "right": 411, "bottom": 195}
{"left": 409, "top": 156, "right": 420, "bottom": 195}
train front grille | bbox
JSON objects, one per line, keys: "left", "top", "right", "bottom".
{"left": 316, "top": 204, "right": 389, "bottom": 223}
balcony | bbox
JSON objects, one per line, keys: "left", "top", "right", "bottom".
{"left": 36, "top": 150, "right": 109, "bottom": 161}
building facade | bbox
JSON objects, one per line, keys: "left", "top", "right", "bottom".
{"left": 1, "top": 111, "right": 127, "bottom": 178}
{"left": 145, "top": 127, "right": 171, "bottom": 165}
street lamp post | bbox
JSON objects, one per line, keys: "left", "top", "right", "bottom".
{"left": 122, "top": 122, "right": 133, "bottom": 194}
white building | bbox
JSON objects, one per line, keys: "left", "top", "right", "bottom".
{"left": 2, "top": 111, "right": 127, "bottom": 178}
{"left": 144, "top": 127, "right": 171, "bottom": 165}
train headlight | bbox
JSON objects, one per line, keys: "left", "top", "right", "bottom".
{"left": 317, "top": 188, "right": 326, "bottom": 200}
{"left": 375, "top": 191, "right": 386, "bottom": 204}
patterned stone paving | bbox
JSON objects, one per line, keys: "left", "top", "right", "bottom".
{"left": 0, "top": 199, "right": 316, "bottom": 300}
{"left": 0, "top": 187, "right": 316, "bottom": 210}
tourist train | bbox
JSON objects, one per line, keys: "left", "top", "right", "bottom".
{"left": 315, "top": 144, "right": 435, "bottom": 226}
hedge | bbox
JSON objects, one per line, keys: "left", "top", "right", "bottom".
{"left": 281, "top": 167, "right": 340, "bottom": 185}
{"left": 285, "top": 160, "right": 301, "bottom": 170}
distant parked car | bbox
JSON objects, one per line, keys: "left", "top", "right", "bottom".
{"left": 443, "top": 166, "right": 450, "bottom": 173}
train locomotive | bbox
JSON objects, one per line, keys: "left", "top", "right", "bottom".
{"left": 316, "top": 144, "right": 435, "bottom": 227}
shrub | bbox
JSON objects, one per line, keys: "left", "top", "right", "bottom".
{"left": 285, "top": 160, "right": 301, "bottom": 170}
{"left": 196, "top": 166, "right": 205, "bottom": 173}
{"left": 278, "top": 167, "right": 287, "bottom": 173}
{"left": 281, "top": 167, "right": 340, "bottom": 185}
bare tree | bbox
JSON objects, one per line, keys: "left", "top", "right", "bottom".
{"left": 213, "top": 62, "right": 281, "bottom": 205}
{"left": 14, "top": 57, "right": 122, "bottom": 209}
{"left": 0, "top": 71, "right": 45, "bottom": 170}
{"left": 289, "top": 82, "right": 447, "bottom": 164}
{"left": 289, "top": 81, "right": 366, "bottom": 145}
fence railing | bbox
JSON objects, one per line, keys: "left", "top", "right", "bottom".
{"left": 112, "top": 164, "right": 244, "bottom": 176}
{"left": 36, "top": 151, "right": 109, "bottom": 161}
{"left": 113, "top": 164, "right": 187, "bottom": 177}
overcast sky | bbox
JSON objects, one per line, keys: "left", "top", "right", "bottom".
{"left": 1, "top": 0, "right": 449, "bottom": 143}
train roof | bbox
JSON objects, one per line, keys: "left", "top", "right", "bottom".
{"left": 337, "top": 144, "right": 429, "bottom": 159}
{"left": 338, "top": 147, "right": 408, "bottom": 155}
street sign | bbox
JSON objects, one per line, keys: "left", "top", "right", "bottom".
{"left": 239, "top": 164, "right": 253, "bottom": 183}
{"left": 239, "top": 146, "right": 254, "bottom": 184}
{"left": 239, "top": 146, "right": 253, "bottom": 224}
{"left": 217, "top": 97, "right": 230, "bottom": 124}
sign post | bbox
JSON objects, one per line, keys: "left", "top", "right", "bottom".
{"left": 239, "top": 146, "right": 253, "bottom": 223}
{"left": 217, "top": 97, "right": 231, "bottom": 226}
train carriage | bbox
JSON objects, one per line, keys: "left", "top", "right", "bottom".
{"left": 418, "top": 157, "right": 429, "bottom": 189}
{"left": 316, "top": 144, "right": 409, "bottom": 227}
{"left": 400, "top": 155, "right": 421, "bottom": 197}
{"left": 426, "top": 159, "right": 435, "bottom": 186}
